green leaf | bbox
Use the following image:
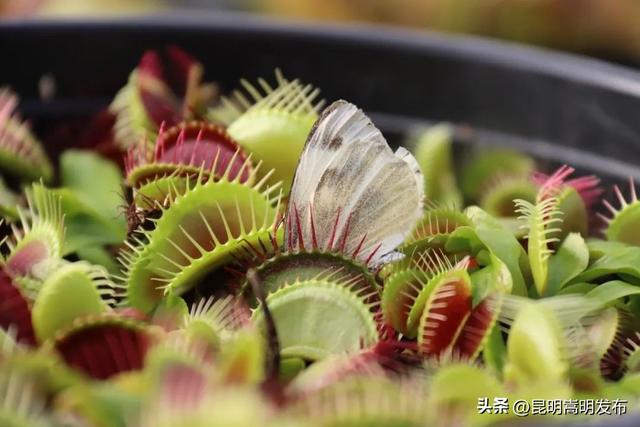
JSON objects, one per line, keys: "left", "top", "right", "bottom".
{"left": 76, "top": 246, "right": 120, "bottom": 275}
{"left": 557, "top": 282, "right": 597, "bottom": 295}
{"left": 545, "top": 233, "right": 589, "bottom": 296}
{"left": 57, "top": 150, "right": 126, "bottom": 255}
{"left": 279, "top": 357, "right": 306, "bottom": 382}
{"left": 60, "top": 150, "right": 124, "bottom": 222}
{"left": 573, "top": 245, "right": 640, "bottom": 283}
{"left": 503, "top": 303, "right": 568, "bottom": 386}
{"left": 461, "top": 206, "right": 529, "bottom": 296}
{"left": 483, "top": 322, "right": 507, "bottom": 376}
{"left": 445, "top": 226, "right": 484, "bottom": 254}
{"left": 55, "top": 188, "right": 124, "bottom": 254}
{"left": 586, "top": 239, "right": 629, "bottom": 260}
{"left": 470, "top": 252, "right": 512, "bottom": 305}
{"left": 586, "top": 280, "right": 640, "bottom": 307}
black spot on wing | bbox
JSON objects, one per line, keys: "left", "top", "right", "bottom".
{"left": 328, "top": 136, "right": 343, "bottom": 150}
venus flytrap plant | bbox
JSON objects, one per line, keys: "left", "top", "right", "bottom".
{"left": 0, "top": 268, "right": 36, "bottom": 346}
{"left": 123, "top": 122, "right": 254, "bottom": 241}
{"left": 118, "top": 159, "right": 282, "bottom": 313}
{"left": 381, "top": 248, "right": 444, "bottom": 336}
{"left": 407, "top": 253, "right": 469, "bottom": 341}
{"left": 287, "top": 375, "right": 429, "bottom": 427}
{"left": 585, "top": 307, "right": 632, "bottom": 380}
{"left": 499, "top": 295, "right": 608, "bottom": 394}
{"left": 251, "top": 271, "right": 380, "bottom": 361}
{"left": 225, "top": 73, "right": 324, "bottom": 192}
{"left": 480, "top": 173, "right": 538, "bottom": 218}
{"left": 51, "top": 312, "right": 156, "bottom": 380}
{"left": 180, "top": 295, "right": 249, "bottom": 353}
{"left": 0, "top": 176, "right": 20, "bottom": 221}
{"left": 401, "top": 202, "right": 472, "bottom": 254}
{"left": 3, "top": 183, "right": 65, "bottom": 295}
{"left": 417, "top": 263, "right": 473, "bottom": 358}
{"left": 532, "top": 165, "right": 602, "bottom": 241}
{"left": 624, "top": 333, "right": 640, "bottom": 374}
{"left": 125, "top": 120, "right": 253, "bottom": 190}
{"left": 600, "top": 178, "right": 640, "bottom": 246}
{"left": 479, "top": 173, "right": 538, "bottom": 238}
{"left": 500, "top": 297, "right": 572, "bottom": 388}
{"left": 208, "top": 69, "right": 290, "bottom": 126}
{"left": 31, "top": 261, "right": 115, "bottom": 343}
{"left": 460, "top": 148, "right": 534, "bottom": 203}
{"left": 110, "top": 47, "right": 217, "bottom": 150}
{"left": 8, "top": 70, "right": 640, "bottom": 425}
{"left": 410, "top": 123, "right": 462, "bottom": 208}
{"left": 0, "top": 88, "right": 53, "bottom": 183}
{"left": 514, "top": 169, "right": 565, "bottom": 296}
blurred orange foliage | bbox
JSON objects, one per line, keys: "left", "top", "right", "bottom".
{"left": 260, "top": 0, "right": 640, "bottom": 59}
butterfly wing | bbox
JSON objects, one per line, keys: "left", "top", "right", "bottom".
{"left": 285, "top": 100, "right": 424, "bottom": 265}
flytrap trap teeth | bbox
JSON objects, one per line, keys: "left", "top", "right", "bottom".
{"left": 0, "top": 371, "right": 53, "bottom": 427}
{"left": 4, "top": 60, "right": 640, "bottom": 426}
{"left": 125, "top": 120, "right": 253, "bottom": 190}
{"left": 180, "top": 295, "right": 250, "bottom": 351}
{"left": 402, "top": 203, "right": 472, "bottom": 251}
{"left": 221, "top": 71, "right": 325, "bottom": 191}
{"left": 532, "top": 164, "right": 603, "bottom": 239}
{"left": 287, "top": 376, "right": 429, "bottom": 427}
{"left": 2, "top": 183, "right": 65, "bottom": 294}
{"left": 251, "top": 269, "right": 381, "bottom": 362}
{"left": 600, "top": 178, "right": 640, "bottom": 246}
{"left": 240, "top": 250, "right": 379, "bottom": 308}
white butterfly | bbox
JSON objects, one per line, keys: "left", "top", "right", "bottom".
{"left": 285, "top": 100, "right": 425, "bottom": 266}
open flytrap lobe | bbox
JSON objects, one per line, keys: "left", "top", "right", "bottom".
{"left": 0, "top": 268, "right": 36, "bottom": 346}
{"left": 125, "top": 120, "right": 252, "bottom": 189}
{"left": 110, "top": 46, "right": 217, "bottom": 150}
{"left": 118, "top": 156, "right": 281, "bottom": 313}
{"left": 7, "top": 62, "right": 640, "bottom": 427}
{"left": 212, "top": 70, "right": 324, "bottom": 192}
{"left": 0, "top": 88, "right": 53, "bottom": 183}
{"left": 600, "top": 178, "right": 640, "bottom": 246}
{"left": 2, "top": 184, "right": 65, "bottom": 295}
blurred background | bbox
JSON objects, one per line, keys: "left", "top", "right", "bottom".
{"left": 2, "top": 0, "right": 640, "bottom": 65}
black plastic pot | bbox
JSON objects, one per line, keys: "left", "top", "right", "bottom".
{"left": 0, "top": 12, "right": 638, "bottom": 426}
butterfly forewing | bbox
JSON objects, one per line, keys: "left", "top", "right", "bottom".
{"left": 286, "top": 100, "right": 424, "bottom": 265}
